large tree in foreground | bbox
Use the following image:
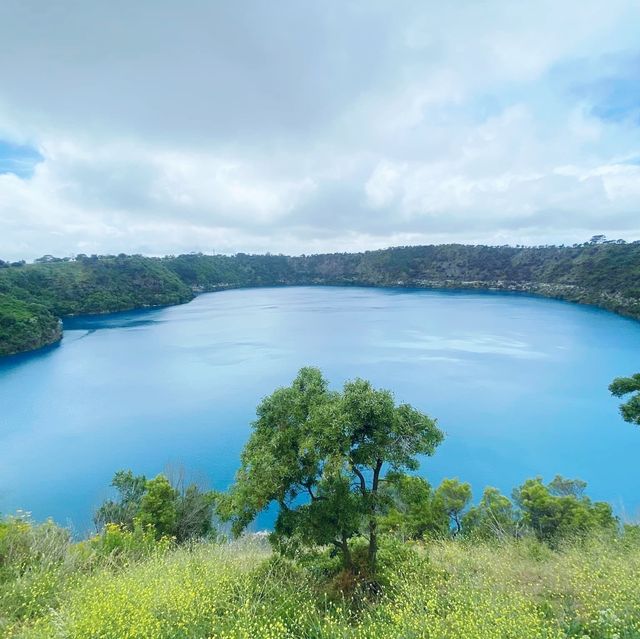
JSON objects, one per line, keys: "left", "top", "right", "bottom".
{"left": 609, "top": 373, "right": 640, "bottom": 426}
{"left": 221, "top": 367, "right": 443, "bottom": 575}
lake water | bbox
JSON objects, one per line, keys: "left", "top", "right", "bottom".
{"left": 1, "top": 286, "right": 639, "bottom": 532}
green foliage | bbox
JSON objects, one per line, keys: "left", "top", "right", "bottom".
{"left": 378, "top": 473, "right": 449, "bottom": 539}
{"left": 88, "top": 522, "right": 172, "bottom": 561}
{"left": 0, "top": 294, "right": 60, "bottom": 356}
{"left": 5, "top": 533, "right": 640, "bottom": 638}
{"left": 463, "top": 486, "right": 518, "bottom": 539}
{"left": 0, "top": 471, "right": 637, "bottom": 638}
{"left": 94, "top": 470, "right": 217, "bottom": 542}
{"left": 609, "top": 372, "right": 640, "bottom": 425}
{"left": 377, "top": 474, "right": 614, "bottom": 545}
{"left": 0, "top": 512, "right": 176, "bottom": 634}
{"left": 0, "top": 513, "right": 70, "bottom": 581}
{"left": 434, "top": 478, "right": 472, "bottom": 534}
{"left": 0, "top": 254, "right": 192, "bottom": 355}
{"left": 0, "top": 255, "right": 192, "bottom": 317}
{"left": 0, "top": 514, "right": 76, "bottom": 631}
{"left": 138, "top": 476, "right": 178, "bottom": 539}
{"left": 512, "top": 476, "right": 617, "bottom": 544}
{"left": 174, "top": 484, "right": 218, "bottom": 543}
{"left": 221, "top": 367, "right": 443, "bottom": 574}
{"left": 547, "top": 474, "right": 587, "bottom": 497}
{"left": 94, "top": 470, "right": 148, "bottom": 531}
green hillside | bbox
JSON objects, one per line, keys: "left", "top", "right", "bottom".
{"left": 0, "top": 256, "right": 193, "bottom": 354}
{"left": 0, "top": 256, "right": 192, "bottom": 316}
{"left": 0, "top": 294, "right": 61, "bottom": 356}
{"left": 162, "top": 242, "right": 640, "bottom": 320}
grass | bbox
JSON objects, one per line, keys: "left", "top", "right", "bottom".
{"left": 3, "top": 528, "right": 640, "bottom": 639}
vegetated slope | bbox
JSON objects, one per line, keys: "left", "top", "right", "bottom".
{"left": 0, "top": 294, "right": 61, "bottom": 356}
{"left": 0, "top": 256, "right": 192, "bottom": 315}
{"left": 0, "top": 256, "right": 193, "bottom": 355}
{"left": 164, "top": 242, "right": 640, "bottom": 318}
{"left": 4, "top": 534, "right": 640, "bottom": 639}
{"left": 1, "top": 242, "right": 640, "bottom": 357}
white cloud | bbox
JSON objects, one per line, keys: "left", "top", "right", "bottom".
{"left": 0, "top": 1, "right": 639, "bottom": 260}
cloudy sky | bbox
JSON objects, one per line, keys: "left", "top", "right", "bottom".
{"left": 0, "top": 1, "right": 639, "bottom": 260}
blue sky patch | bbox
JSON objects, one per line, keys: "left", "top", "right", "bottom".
{"left": 0, "top": 140, "right": 43, "bottom": 178}
{"left": 558, "top": 53, "right": 640, "bottom": 125}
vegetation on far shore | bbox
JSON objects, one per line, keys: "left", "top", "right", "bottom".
{"left": 2, "top": 236, "right": 640, "bottom": 356}
{"left": 0, "top": 294, "right": 60, "bottom": 357}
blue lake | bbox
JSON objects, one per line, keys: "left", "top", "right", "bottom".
{"left": 1, "top": 286, "right": 639, "bottom": 532}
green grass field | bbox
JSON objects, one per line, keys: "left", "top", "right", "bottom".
{"left": 3, "top": 526, "right": 640, "bottom": 639}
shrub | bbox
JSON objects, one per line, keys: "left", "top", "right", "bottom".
{"left": 87, "top": 522, "right": 173, "bottom": 563}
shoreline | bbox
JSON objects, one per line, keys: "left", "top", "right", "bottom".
{"left": 5, "top": 279, "right": 639, "bottom": 360}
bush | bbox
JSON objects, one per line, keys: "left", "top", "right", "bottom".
{"left": 95, "top": 470, "right": 217, "bottom": 543}
{"left": 87, "top": 522, "right": 173, "bottom": 563}
{"left": 0, "top": 513, "right": 70, "bottom": 580}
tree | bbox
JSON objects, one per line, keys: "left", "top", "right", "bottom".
{"left": 463, "top": 487, "right": 517, "bottom": 539}
{"left": 94, "top": 470, "right": 147, "bottom": 531}
{"left": 138, "top": 475, "right": 178, "bottom": 538}
{"left": 434, "top": 478, "right": 472, "bottom": 535}
{"left": 378, "top": 473, "right": 449, "bottom": 540}
{"left": 513, "top": 477, "right": 616, "bottom": 544}
{"left": 609, "top": 373, "right": 640, "bottom": 425}
{"left": 174, "top": 484, "right": 217, "bottom": 543}
{"left": 548, "top": 475, "right": 587, "bottom": 498}
{"left": 95, "top": 469, "right": 216, "bottom": 542}
{"left": 221, "top": 367, "right": 443, "bottom": 576}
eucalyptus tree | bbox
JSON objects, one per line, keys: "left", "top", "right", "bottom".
{"left": 220, "top": 367, "right": 443, "bottom": 575}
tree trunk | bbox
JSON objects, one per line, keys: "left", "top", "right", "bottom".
{"left": 368, "top": 517, "right": 378, "bottom": 573}
{"left": 340, "top": 532, "right": 354, "bottom": 571}
{"left": 368, "top": 459, "right": 383, "bottom": 576}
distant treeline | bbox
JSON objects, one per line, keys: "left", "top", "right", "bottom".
{"left": 2, "top": 238, "right": 640, "bottom": 356}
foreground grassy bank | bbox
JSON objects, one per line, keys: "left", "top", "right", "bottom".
{"left": 3, "top": 530, "right": 640, "bottom": 639}
{"left": 2, "top": 369, "right": 639, "bottom": 638}
{"left": 2, "top": 240, "right": 640, "bottom": 356}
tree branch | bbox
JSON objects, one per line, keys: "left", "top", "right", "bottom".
{"left": 278, "top": 499, "right": 291, "bottom": 512}
{"left": 372, "top": 459, "right": 383, "bottom": 493}
{"left": 351, "top": 464, "right": 368, "bottom": 497}
{"left": 304, "top": 482, "right": 322, "bottom": 501}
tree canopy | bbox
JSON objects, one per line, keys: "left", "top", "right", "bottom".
{"left": 95, "top": 470, "right": 216, "bottom": 542}
{"left": 220, "top": 367, "right": 443, "bottom": 575}
{"left": 512, "top": 477, "right": 616, "bottom": 544}
{"left": 609, "top": 373, "right": 640, "bottom": 426}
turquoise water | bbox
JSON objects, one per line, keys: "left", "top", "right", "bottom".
{"left": 1, "top": 286, "right": 639, "bottom": 532}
